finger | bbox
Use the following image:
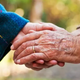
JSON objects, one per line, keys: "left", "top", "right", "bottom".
{"left": 11, "top": 31, "right": 44, "bottom": 50}
{"left": 12, "top": 31, "right": 25, "bottom": 43}
{"left": 13, "top": 40, "right": 38, "bottom": 60}
{"left": 23, "top": 23, "right": 54, "bottom": 34}
{"left": 36, "top": 60, "right": 44, "bottom": 64}
{"left": 48, "top": 23, "right": 66, "bottom": 31}
{"left": 24, "top": 63, "right": 33, "bottom": 68}
{"left": 58, "top": 62, "right": 65, "bottom": 67}
{"left": 32, "top": 63, "right": 50, "bottom": 68}
{"left": 39, "top": 23, "right": 65, "bottom": 31}
{"left": 15, "top": 53, "right": 46, "bottom": 64}
{"left": 45, "top": 60, "right": 58, "bottom": 66}
{"left": 25, "top": 64, "right": 43, "bottom": 71}
{"left": 26, "top": 62, "right": 45, "bottom": 69}
{"left": 14, "top": 46, "right": 42, "bottom": 60}
{"left": 37, "top": 23, "right": 54, "bottom": 31}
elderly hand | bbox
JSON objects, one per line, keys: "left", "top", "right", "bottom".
{"left": 13, "top": 29, "right": 80, "bottom": 64}
{"left": 11, "top": 23, "right": 65, "bottom": 70}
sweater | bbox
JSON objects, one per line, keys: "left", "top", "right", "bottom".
{"left": 0, "top": 4, "right": 29, "bottom": 61}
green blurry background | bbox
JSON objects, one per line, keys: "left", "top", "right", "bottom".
{"left": 0, "top": 0, "right": 80, "bottom": 80}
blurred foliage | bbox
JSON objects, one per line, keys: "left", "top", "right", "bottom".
{"left": 0, "top": 0, "right": 80, "bottom": 31}
{"left": 7, "top": 0, "right": 31, "bottom": 4}
{"left": 43, "top": 0, "right": 80, "bottom": 31}
{"left": 1, "top": 77, "right": 68, "bottom": 80}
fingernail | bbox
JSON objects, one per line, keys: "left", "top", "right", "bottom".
{"left": 11, "top": 45, "right": 14, "bottom": 50}
{"left": 16, "top": 60, "right": 20, "bottom": 63}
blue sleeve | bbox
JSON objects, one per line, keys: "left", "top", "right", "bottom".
{"left": 0, "top": 4, "right": 29, "bottom": 61}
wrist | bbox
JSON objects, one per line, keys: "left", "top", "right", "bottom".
{"left": 74, "top": 36, "right": 80, "bottom": 54}
{"left": 56, "top": 35, "right": 80, "bottom": 63}
{"left": 72, "top": 36, "right": 80, "bottom": 63}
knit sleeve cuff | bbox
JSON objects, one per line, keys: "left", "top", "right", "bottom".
{"left": 0, "top": 4, "right": 29, "bottom": 60}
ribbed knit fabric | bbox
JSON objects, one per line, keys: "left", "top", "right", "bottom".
{"left": 0, "top": 4, "right": 29, "bottom": 61}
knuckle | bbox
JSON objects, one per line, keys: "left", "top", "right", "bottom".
{"left": 21, "top": 43, "right": 26, "bottom": 49}
{"left": 31, "top": 54, "right": 37, "bottom": 60}
{"left": 26, "top": 47, "right": 31, "bottom": 53}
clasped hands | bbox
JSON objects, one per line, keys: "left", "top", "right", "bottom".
{"left": 11, "top": 22, "right": 80, "bottom": 71}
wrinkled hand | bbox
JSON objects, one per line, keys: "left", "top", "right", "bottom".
{"left": 11, "top": 23, "right": 65, "bottom": 70}
{"left": 13, "top": 29, "right": 80, "bottom": 64}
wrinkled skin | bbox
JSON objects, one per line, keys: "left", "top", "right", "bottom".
{"left": 12, "top": 22, "right": 65, "bottom": 70}
{"left": 13, "top": 30, "right": 80, "bottom": 65}
{"left": 36, "top": 31, "right": 77, "bottom": 63}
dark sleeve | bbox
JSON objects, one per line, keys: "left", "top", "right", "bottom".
{"left": 0, "top": 44, "right": 11, "bottom": 61}
{"left": 0, "top": 4, "right": 29, "bottom": 61}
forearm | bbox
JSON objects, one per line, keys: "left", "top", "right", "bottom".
{"left": 73, "top": 34, "right": 80, "bottom": 58}
{"left": 71, "top": 28, "right": 80, "bottom": 61}
{"left": 58, "top": 30, "right": 80, "bottom": 63}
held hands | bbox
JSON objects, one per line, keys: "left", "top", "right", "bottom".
{"left": 11, "top": 23, "right": 65, "bottom": 70}
{"left": 13, "top": 29, "right": 80, "bottom": 64}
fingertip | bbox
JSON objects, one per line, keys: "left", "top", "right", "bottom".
{"left": 49, "top": 60, "right": 57, "bottom": 65}
{"left": 45, "top": 60, "right": 57, "bottom": 66}
{"left": 15, "top": 59, "right": 21, "bottom": 64}
{"left": 58, "top": 62, "right": 65, "bottom": 67}
{"left": 11, "top": 45, "right": 14, "bottom": 50}
{"left": 36, "top": 60, "right": 44, "bottom": 64}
